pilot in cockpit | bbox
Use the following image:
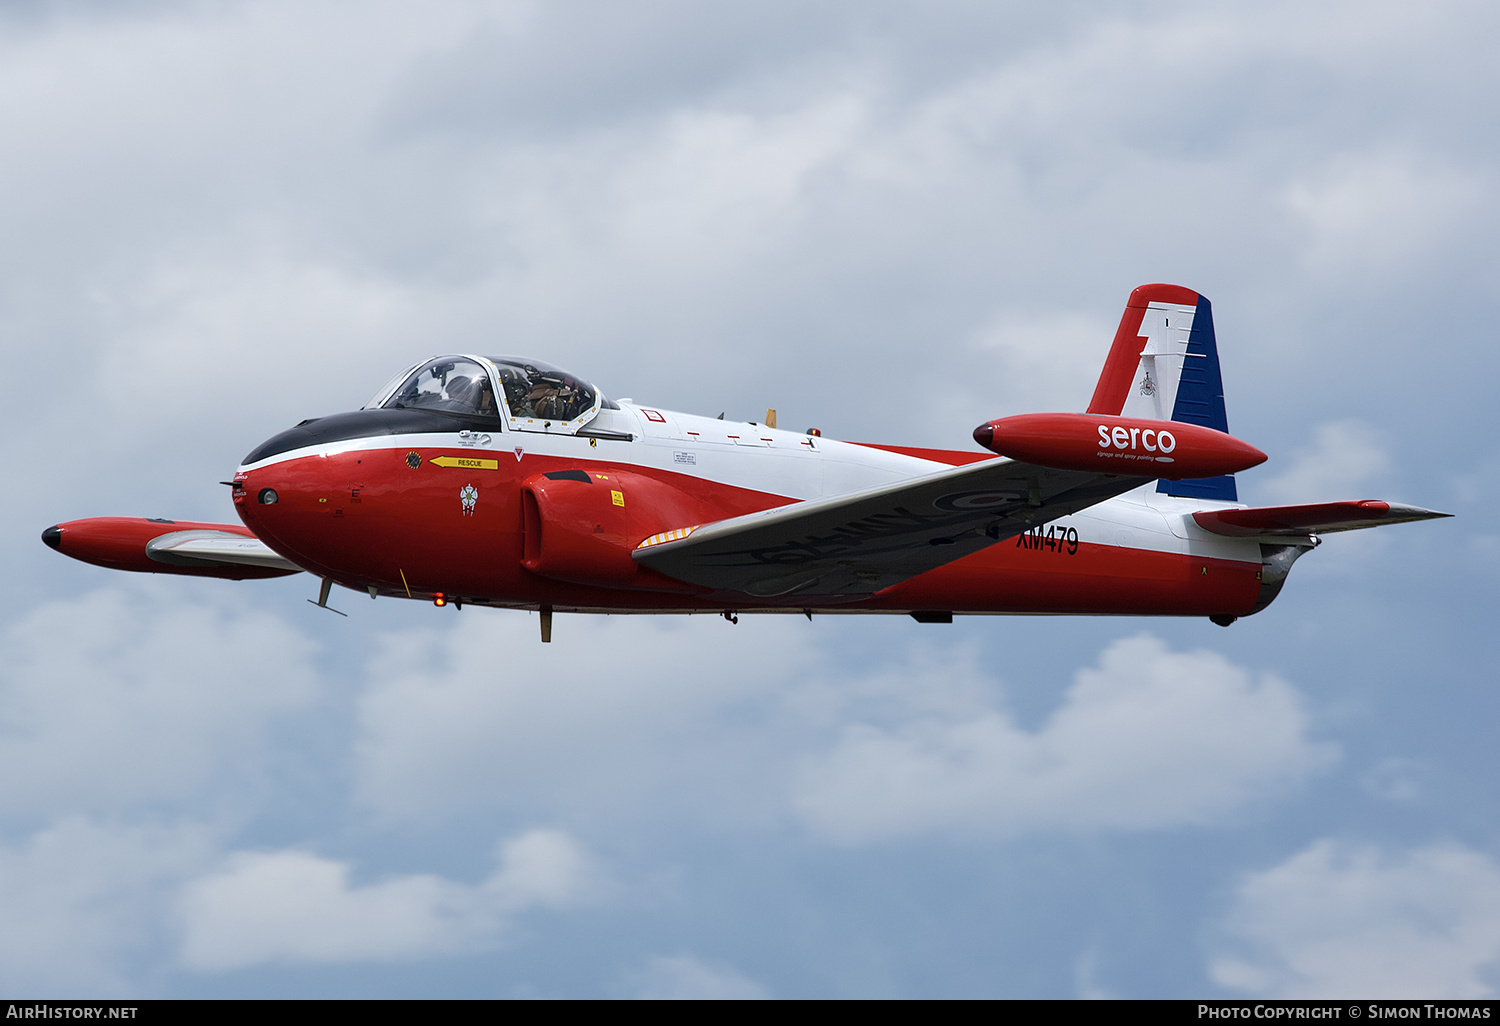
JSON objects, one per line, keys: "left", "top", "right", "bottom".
{"left": 502, "top": 371, "right": 576, "bottom": 420}
{"left": 491, "top": 358, "right": 597, "bottom": 423}
{"left": 526, "top": 379, "right": 564, "bottom": 418}
{"left": 446, "top": 373, "right": 496, "bottom": 417}
{"left": 501, "top": 375, "right": 535, "bottom": 418}
{"left": 381, "top": 358, "right": 503, "bottom": 420}
{"left": 525, "top": 375, "right": 586, "bottom": 420}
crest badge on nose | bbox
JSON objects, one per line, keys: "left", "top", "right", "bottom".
{"left": 460, "top": 485, "right": 478, "bottom": 516}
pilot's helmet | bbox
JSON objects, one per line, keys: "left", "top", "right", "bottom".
{"left": 446, "top": 374, "right": 481, "bottom": 410}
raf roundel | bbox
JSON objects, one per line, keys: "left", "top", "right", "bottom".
{"left": 933, "top": 490, "right": 1025, "bottom": 512}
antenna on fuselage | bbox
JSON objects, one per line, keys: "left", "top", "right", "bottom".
{"left": 307, "top": 577, "right": 347, "bottom": 617}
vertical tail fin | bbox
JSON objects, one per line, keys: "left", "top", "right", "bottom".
{"left": 1087, "top": 284, "right": 1235, "bottom": 501}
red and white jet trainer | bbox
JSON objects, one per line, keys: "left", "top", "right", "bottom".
{"left": 43, "top": 284, "right": 1448, "bottom": 640}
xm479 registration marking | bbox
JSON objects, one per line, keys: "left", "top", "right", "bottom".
{"left": 1016, "top": 524, "right": 1079, "bottom": 555}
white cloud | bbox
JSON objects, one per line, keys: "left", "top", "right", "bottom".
{"left": 487, "top": 827, "right": 595, "bottom": 910}
{"left": 0, "top": 819, "right": 215, "bottom": 995}
{"left": 1, "top": 0, "right": 1490, "bottom": 463}
{"left": 1211, "top": 840, "right": 1500, "bottom": 998}
{"left": 96, "top": 258, "right": 423, "bottom": 432}
{"left": 966, "top": 310, "right": 1112, "bottom": 418}
{"left": 1257, "top": 419, "right": 1390, "bottom": 505}
{"left": 792, "top": 635, "right": 1334, "bottom": 843}
{"left": 179, "top": 827, "right": 592, "bottom": 971}
{"left": 356, "top": 616, "right": 1337, "bottom": 848}
{"left": 1285, "top": 154, "right": 1484, "bottom": 278}
{"left": 0, "top": 817, "right": 595, "bottom": 987}
{"left": 632, "top": 954, "right": 771, "bottom": 1000}
{"left": 0, "top": 584, "right": 318, "bottom": 814}
{"left": 352, "top": 612, "right": 818, "bottom": 822}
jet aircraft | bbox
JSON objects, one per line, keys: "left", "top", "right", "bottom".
{"left": 42, "top": 284, "right": 1448, "bottom": 641}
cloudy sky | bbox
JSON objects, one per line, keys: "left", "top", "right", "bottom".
{"left": 3, "top": 0, "right": 1497, "bottom": 998}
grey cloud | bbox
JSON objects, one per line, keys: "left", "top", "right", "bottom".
{"left": 353, "top": 617, "right": 1336, "bottom": 846}
{"left": 351, "top": 612, "right": 823, "bottom": 824}
{"left": 178, "top": 827, "right": 594, "bottom": 971}
{"left": 1257, "top": 420, "right": 1390, "bottom": 505}
{"left": 4, "top": 0, "right": 1494, "bottom": 463}
{"left": 1211, "top": 840, "right": 1500, "bottom": 998}
{"left": 792, "top": 635, "right": 1335, "bottom": 842}
{"left": 0, "top": 819, "right": 216, "bottom": 994}
{"left": 0, "top": 583, "right": 319, "bottom": 816}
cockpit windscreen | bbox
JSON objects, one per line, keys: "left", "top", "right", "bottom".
{"left": 381, "top": 358, "right": 498, "bottom": 419}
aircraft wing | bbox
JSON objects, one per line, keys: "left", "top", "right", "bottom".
{"left": 144, "top": 529, "right": 304, "bottom": 571}
{"left": 1192, "top": 500, "right": 1451, "bottom": 537}
{"left": 44, "top": 517, "right": 302, "bottom": 578}
{"left": 632, "top": 457, "right": 1145, "bottom": 599}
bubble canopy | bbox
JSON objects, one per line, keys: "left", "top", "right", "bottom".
{"left": 379, "top": 357, "right": 498, "bottom": 419}
{"left": 367, "top": 355, "right": 608, "bottom": 434}
{"left": 488, "top": 357, "right": 602, "bottom": 430}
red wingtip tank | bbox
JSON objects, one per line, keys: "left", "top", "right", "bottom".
{"left": 40, "top": 517, "right": 298, "bottom": 580}
{"left": 973, "top": 413, "right": 1266, "bottom": 480}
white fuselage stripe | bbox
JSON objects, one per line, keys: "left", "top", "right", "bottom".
{"left": 240, "top": 405, "right": 1263, "bottom": 565}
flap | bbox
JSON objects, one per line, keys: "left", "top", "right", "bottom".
{"left": 633, "top": 457, "right": 1147, "bottom": 599}
{"left": 1192, "top": 500, "right": 1452, "bottom": 537}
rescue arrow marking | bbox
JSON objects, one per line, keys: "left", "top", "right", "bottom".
{"left": 430, "top": 455, "right": 499, "bottom": 471}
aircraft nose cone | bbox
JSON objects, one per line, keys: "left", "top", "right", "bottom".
{"left": 972, "top": 422, "right": 995, "bottom": 451}
{"left": 41, "top": 525, "right": 62, "bottom": 551}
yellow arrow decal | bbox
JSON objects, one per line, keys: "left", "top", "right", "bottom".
{"left": 430, "top": 455, "right": 499, "bottom": 471}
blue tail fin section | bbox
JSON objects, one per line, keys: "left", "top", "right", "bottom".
{"left": 1157, "top": 295, "right": 1236, "bottom": 501}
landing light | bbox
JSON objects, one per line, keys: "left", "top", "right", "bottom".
{"left": 433, "top": 593, "right": 447, "bottom": 607}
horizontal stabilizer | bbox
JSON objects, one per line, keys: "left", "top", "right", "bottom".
{"left": 1192, "top": 500, "right": 1451, "bottom": 538}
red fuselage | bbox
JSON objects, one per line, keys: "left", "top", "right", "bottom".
{"left": 232, "top": 408, "right": 1265, "bottom": 618}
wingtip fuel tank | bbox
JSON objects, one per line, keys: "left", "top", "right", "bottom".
{"left": 973, "top": 413, "right": 1267, "bottom": 480}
